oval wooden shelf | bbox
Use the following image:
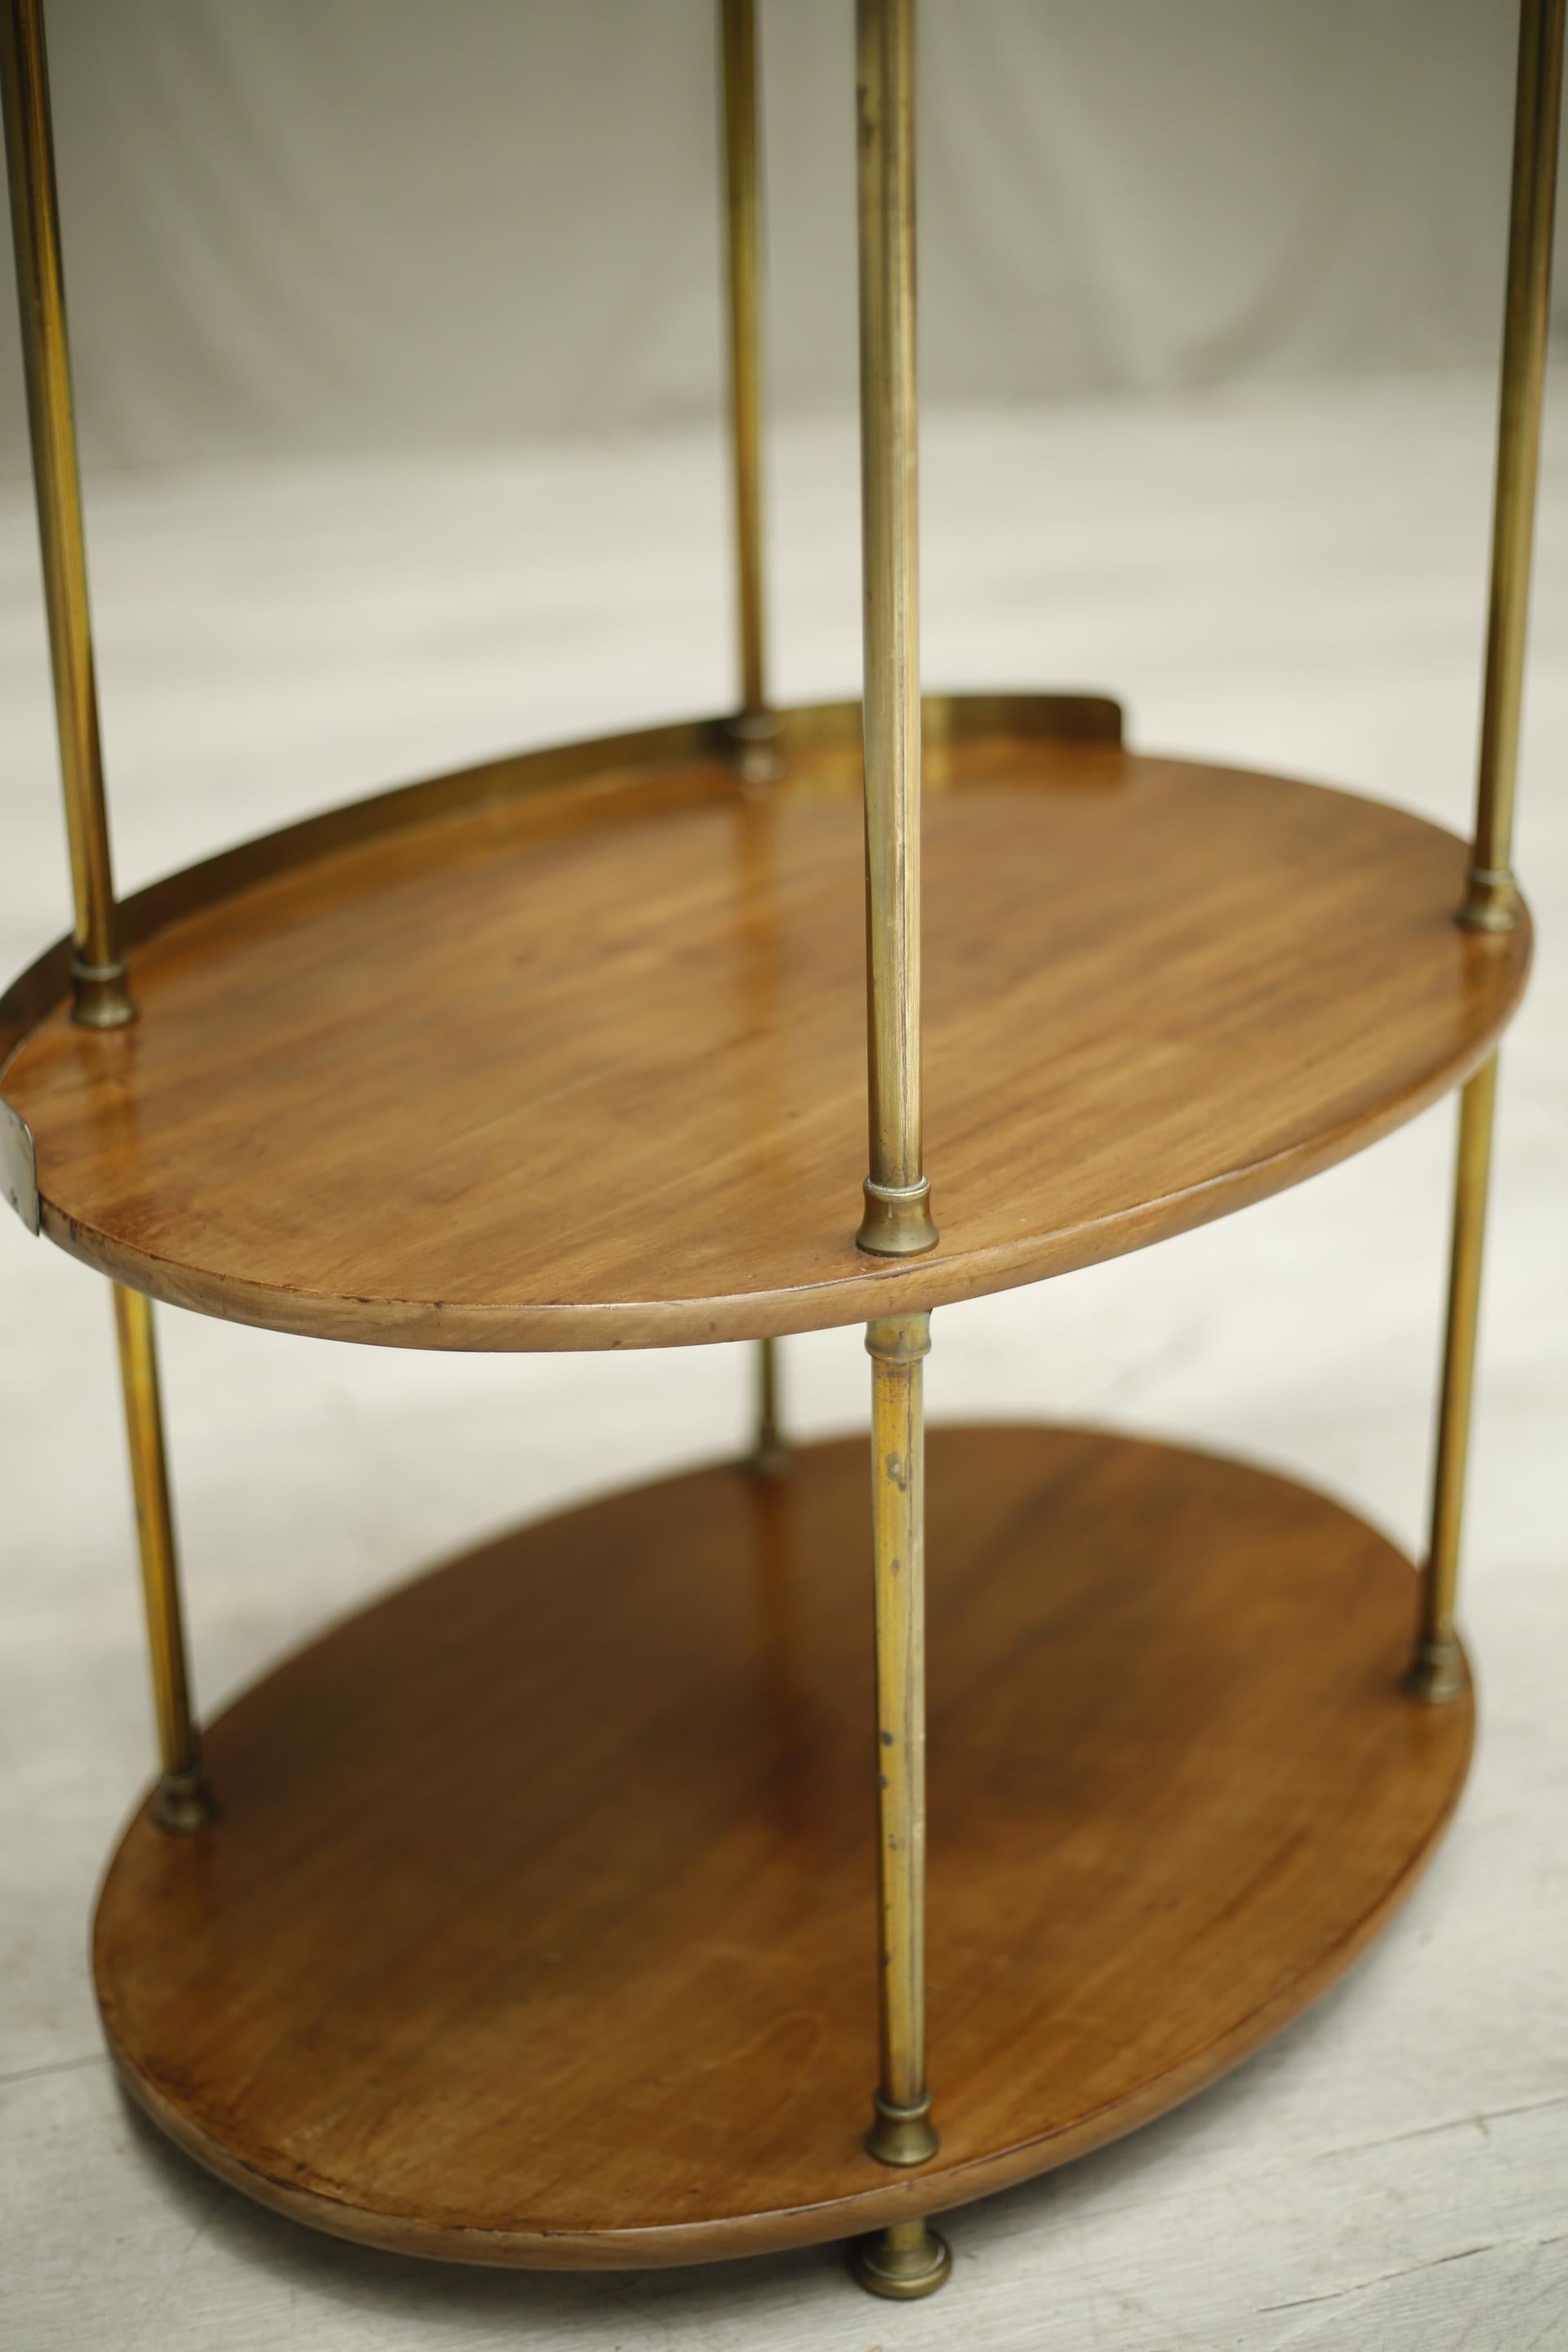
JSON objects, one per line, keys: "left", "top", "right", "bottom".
{"left": 95, "top": 1425, "right": 1471, "bottom": 2269}
{"left": 1, "top": 695, "right": 1527, "bottom": 1349}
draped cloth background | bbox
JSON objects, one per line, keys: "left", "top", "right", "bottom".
{"left": 0, "top": 0, "right": 1553, "bottom": 472}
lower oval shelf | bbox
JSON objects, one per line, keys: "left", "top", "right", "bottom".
{"left": 95, "top": 1427, "right": 1471, "bottom": 2270}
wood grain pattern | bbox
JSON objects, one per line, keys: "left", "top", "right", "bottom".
{"left": 2, "top": 699, "right": 1529, "bottom": 1349}
{"left": 94, "top": 1427, "right": 1472, "bottom": 2269}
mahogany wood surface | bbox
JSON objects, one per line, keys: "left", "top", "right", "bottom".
{"left": 95, "top": 1427, "right": 1472, "bottom": 2268}
{"left": 2, "top": 701, "right": 1529, "bottom": 1348}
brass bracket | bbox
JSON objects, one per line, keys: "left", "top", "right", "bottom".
{"left": 0, "top": 1094, "right": 40, "bottom": 1234}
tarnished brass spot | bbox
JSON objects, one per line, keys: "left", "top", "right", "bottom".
{"left": 857, "top": 1176, "right": 938, "bottom": 1257}
{"left": 851, "top": 2216, "right": 951, "bottom": 2298}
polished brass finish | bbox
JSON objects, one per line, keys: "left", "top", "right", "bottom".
{"left": 719, "top": 0, "right": 777, "bottom": 788}
{"left": 851, "top": 2215, "right": 953, "bottom": 2299}
{"left": 854, "top": 0, "right": 936, "bottom": 1258}
{"left": 864, "top": 1311, "right": 938, "bottom": 2168}
{"left": 111, "top": 1285, "right": 212, "bottom": 1831}
{"left": 1460, "top": 0, "right": 1565, "bottom": 933}
{"left": 751, "top": 1333, "right": 789, "bottom": 1480}
{"left": 0, "top": 1092, "right": 39, "bottom": 1232}
{"left": 1411, "top": 1057, "right": 1499, "bottom": 1704}
{"left": 1, "top": 0, "right": 132, "bottom": 1028}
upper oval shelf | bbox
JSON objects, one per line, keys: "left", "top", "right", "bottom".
{"left": 0, "top": 695, "right": 1528, "bottom": 1350}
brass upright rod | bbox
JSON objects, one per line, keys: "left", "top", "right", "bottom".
{"left": 854, "top": 0, "right": 935, "bottom": 1258}
{"left": 752, "top": 1327, "right": 788, "bottom": 1480}
{"left": 1461, "top": 0, "right": 1566, "bottom": 936}
{"left": 1, "top": 0, "right": 132, "bottom": 1029}
{"left": 1412, "top": 0, "right": 1564, "bottom": 1702}
{"left": 864, "top": 1313, "right": 934, "bottom": 2150}
{"left": 719, "top": 0, "right": 769, "bottom": 740}
{"left": 719, "top": 0, "right": 787, "bottom": 1467}
{"left": 1414, "top": 1060, "right": 1499, "bottom": 1699}
{"left": 112, "top": 1286, "right": 212, "bottom": 1831}
{"left": 854, "top": 1312, "right": 948, "bottom": 2299}
{"left": 851, "top": 8, "right": 948, "bottom": 2301}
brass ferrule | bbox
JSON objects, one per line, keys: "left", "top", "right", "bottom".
{"left": 153, "top": 1764, "right": 215, "bottom": 1836}
{"left": 864, "top": 1310, "right": 932, "bottom": 1365}
{"left": 1406, "top": 1638, "right": 1466, "bottom": 1707}
{"left": 857, "top": 1176, "right": 938, "bottom": 1258}
{"left": 1458, "top": 866, "right": 1521, "bottom": 933}
{"left": 865, "top": 2088, "right": 939, "bottom": 2167}
{"left": 70, "top": 956, "right": 136, "bottom": 1029}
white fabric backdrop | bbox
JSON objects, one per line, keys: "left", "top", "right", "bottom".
{"left": 0, "top": 0, "right": 1547, "bottom": 470}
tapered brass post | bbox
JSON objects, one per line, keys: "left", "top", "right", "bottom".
{"left": 112, "top": 1287, "right": 212, "bottom": 1831}
{"left": 1459, "top": 0, "right": 1565, "bottom": 937}
{"left": 1411, "top": 0, "right": 1563, "bottom": 1701}
{"left": 850, "top": 2, "right": 946, "bottom": 2296}
{"left": 1, "top": 0, "right": 133, "bottom": 1028}
{"left": 719, "top": 0, "right": 777, "bottom": 790}
{"left": 853, "top": 0, "right": 936, "bottom": 1260}
{"left": 853, "top": 1311, "right": 948, "bottom": 2298}
{"left": 862, "top": 1312, "right": 934, "bottom": 2157}
{"left": 1412, "top": 1062, "right": 1499, "bottom": 1702}
{"left": 3, "top": 5, "right": 200, "bottom": 1814}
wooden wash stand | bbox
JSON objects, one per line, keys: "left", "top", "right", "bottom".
{"left": 0, "top": 0, "right": 1557, "bottom": 2303}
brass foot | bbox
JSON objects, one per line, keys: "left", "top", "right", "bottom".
{"left": 1406, "top": 1639, "right": 1465, "bottom": 1705}
{"left": 154, "top": 1766, "right": 215, "bottom": 1834}
{"left": 852, "top": 2218, "right": 952, "bottom": 2300}
{"left": 866, "top": 2088, "right": 938, "bottom": 2167}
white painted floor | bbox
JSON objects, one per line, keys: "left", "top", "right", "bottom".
{"left": 2, "top": 373, "right": 1566, "bottom": 2350}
